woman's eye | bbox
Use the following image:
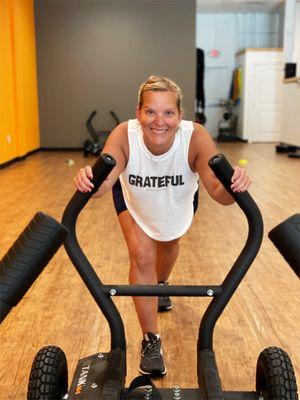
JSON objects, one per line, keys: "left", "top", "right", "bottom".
{"left": 165, "top": 111, "right": 175, "bottom": 117}
{"left": 146, "top": 110, "right": 154, "bottom": 116}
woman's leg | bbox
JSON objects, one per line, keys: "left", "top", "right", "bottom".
{"left": 156, "top": 239, "right": 180, "bottom": 312}
{"left": 117, "top": 211, "right": 179, "bottom": 375}
{"left": 156, "top": 239, "right": 180, "bottom": 282}
{"left": 118, "top": 210, "right": 158, "bottom": 334}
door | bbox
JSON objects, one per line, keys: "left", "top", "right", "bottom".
{"left": 249, "top": 55, "right": 283, "bottom": 142}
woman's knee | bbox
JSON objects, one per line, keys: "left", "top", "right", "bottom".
{"left": 129, "top": 245, "right": 156, "bottom": 275}
{"left": 158, "top": 238, "right": 180, "bottom": 256}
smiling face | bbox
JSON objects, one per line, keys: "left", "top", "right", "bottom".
{"left": 136, "top": 90, "right": 183, "bottom": 155}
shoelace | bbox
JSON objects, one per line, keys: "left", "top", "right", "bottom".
{"left": 142, "top": 339, "right": 160, "bottom": 359}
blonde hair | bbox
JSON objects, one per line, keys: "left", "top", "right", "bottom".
{"left": 138, "top": 75, "right": 183, "bottom": 112}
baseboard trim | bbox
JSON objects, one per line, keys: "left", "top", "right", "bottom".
{"left": 0, "top": 147, "right": 82, "bottom": 169}
{"left": 40, "top": 147, "right": 82, "bottom": 152}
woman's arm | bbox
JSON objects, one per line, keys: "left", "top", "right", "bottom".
{"left": 190, "top": 123, "right": 251, "bottom": 206}
{"left": 74, "top": 122, "right": 129, "bottom": 198}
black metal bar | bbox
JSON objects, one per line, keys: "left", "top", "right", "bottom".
{"left": 223, "top": 393, "right": 258, "bottom": 400}
{"left": 198, "top": 350, "right": 224, "bottom": 399}
{"left": 198, "top": 154, "right": 263, "bottom": 353}
{"left": 103, "top": 285, "right": 221, "bottom": 296}
{"left": 62, "top": 154, "right": 126, "bottom": 351}
{"left": 124, "top": 388, "right": 257, "bottom": 400}
{"left": 60, "top": 152, "right": 263, "bottom": 400}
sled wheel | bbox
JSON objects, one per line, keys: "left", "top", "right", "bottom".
{"left": 256, "top": 346, "right": 298, "bottom": 399}
{"left": 27, "top": 345, "right": 68, "bottom": 400}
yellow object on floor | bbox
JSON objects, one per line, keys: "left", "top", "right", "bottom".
{"left": 238, "top": 158, "right": 249, "bottom": 167}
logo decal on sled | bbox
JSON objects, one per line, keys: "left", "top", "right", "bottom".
{"left": 75, "top": 365, "right": 90, "bottom": 395}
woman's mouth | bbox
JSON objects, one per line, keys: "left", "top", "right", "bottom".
{"left": 151, "top": 128, "right": 168, "bottom": 135}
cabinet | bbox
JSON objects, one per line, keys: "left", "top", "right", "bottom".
{"left": 235, "top": 49, "right": 283, "bottom": 143}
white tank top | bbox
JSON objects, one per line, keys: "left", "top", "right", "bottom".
{"left": 119, "top": 119, "right": 199, "bottom": 241}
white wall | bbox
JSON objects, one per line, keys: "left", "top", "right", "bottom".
{"left": 281, "top": 84, "right": 300, "bottom": 147}
{"left": 294, "top": 4, "right": 300, "bottom": 67}
{"left": 196, "top": 14, "right": 234, "bottom": 137}
{"left": 196, "top": 12, "right": 283, "bottom": 137}
{"left": 280, "top": 3, "right": 300, "bottom": 147}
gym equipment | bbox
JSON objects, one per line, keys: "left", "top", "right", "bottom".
{"left": 0, "top": 212, "right": 68, "bottom": 323}
{"left": 1, "top": 153, "right": 297, "bottom": 399}
{"left": 275, "top": 143, "right": 300, "bottom": 158}
{"left": 27, "top": 153, "right": 298, "bottom": 399}
{"left": 195, "top": 48, "right": 206, "bottom": 126}
{"left": 83, "top": 110, "right": 120, "bottom": 157}
{"left": 217, "top": 99, "right": 237, "bottom": 142}
{"left": 25, "top": 153, "right": 299, "bottom": 399}
{"left": 269, "top": 213, "right": 300, "bottom": 278}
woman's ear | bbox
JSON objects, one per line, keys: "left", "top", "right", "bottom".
{"left": 136, "top": 106, "right": 141, "bottom": 120}
{"left": 179, "top": 109, "right": 183, "bottom": 122}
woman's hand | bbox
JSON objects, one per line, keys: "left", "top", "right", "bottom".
{"left": 231, "top": 166, "right": 252, "bottom": 193}
{"left": 73, "top": 166, "right": 94, "bottom": 193}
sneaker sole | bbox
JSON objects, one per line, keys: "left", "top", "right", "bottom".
{"left": 139, "top": 366, "right": 167, "bottom": 377}
{"left": 157, "top": 305, "right": 173, "bottom": 313}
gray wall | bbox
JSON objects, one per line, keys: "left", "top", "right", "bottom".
{"left": 34, "top": 0, "right": 196, "bottom": 148}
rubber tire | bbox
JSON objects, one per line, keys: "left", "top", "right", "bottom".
{"left": 27, "top": 346, "right": 68, "bottom": 400}
{"left": 256, "top": 346, "right": 298, "bottom": 400}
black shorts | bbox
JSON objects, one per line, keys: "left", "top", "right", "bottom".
{"left": 112, "top": 179, "right": 199, "bottom": 215}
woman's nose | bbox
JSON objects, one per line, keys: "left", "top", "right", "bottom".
{"left": 154, "top": 113, "right": 164, "bottom": 125}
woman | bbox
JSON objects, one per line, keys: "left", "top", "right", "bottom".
{"left": 74, "top": 76, "right": 251, "bottom": 376}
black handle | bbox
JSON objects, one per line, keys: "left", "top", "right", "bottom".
{"left": 209, "top": 153, "right": 253, "bottom": 210}
{"left": 199, "top": 153, "right": 264, "bottom": 351}
{"left": 208, "top": 153, "right": 234, "bottom": 191}
{"left": 61, "top": 153, "right": 126, "bottom": 351}
{"left": 0, "top": 212, "right": 68, "bottom": 323}
{"left": 62, "top": 153, "right": 116, "bottom": 223}
{"left": 91, "top": 153, "right": 116, "bottom": 193}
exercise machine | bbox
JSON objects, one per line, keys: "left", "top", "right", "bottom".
{"left": 269, "top": 213, "right": 300, "bottom": 278}
{"left": 83, "top": 110, "right": 120, "bottom": 157}
{"left": 217, "top": 99, "right": 237, "bottom": 142}
{"left": 0, "top": 154, "right": 298, "bottom": 399}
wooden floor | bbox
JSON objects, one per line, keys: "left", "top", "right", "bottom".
{"left": 0, "top": 143, "right": 299, "bottom": 398}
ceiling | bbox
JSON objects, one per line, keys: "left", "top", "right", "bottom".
{"left": 196, "top": 0, "right": 285, "bottom": 13}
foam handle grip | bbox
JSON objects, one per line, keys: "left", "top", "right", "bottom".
{"left": 91, "top": 153, "right": 116, "bottom": 194}
{"left": 208, "top": 153, "right": 234, "bottom": 192}
{"left": 0, "top": 212, "right": 68, "bottom": 323}
{"left": 268, "top": 214, "right": 300, "bottom": 278}
{"left": 62, "top": 153, "right": 116, "bottom": 228}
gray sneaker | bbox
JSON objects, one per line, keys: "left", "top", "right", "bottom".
{"left": 158, "top": 281, "right": 172, "bottom": 312}
{"left": 139, "top": 333, "right": 167, "bottom": 376}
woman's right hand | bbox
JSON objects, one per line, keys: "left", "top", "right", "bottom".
{"left": 73, "top": 166, "right": 94, "bottom": 193}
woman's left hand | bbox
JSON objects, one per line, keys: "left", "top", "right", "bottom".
{"left": 231, "top": 166, "right": 252, "bottom": 193}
